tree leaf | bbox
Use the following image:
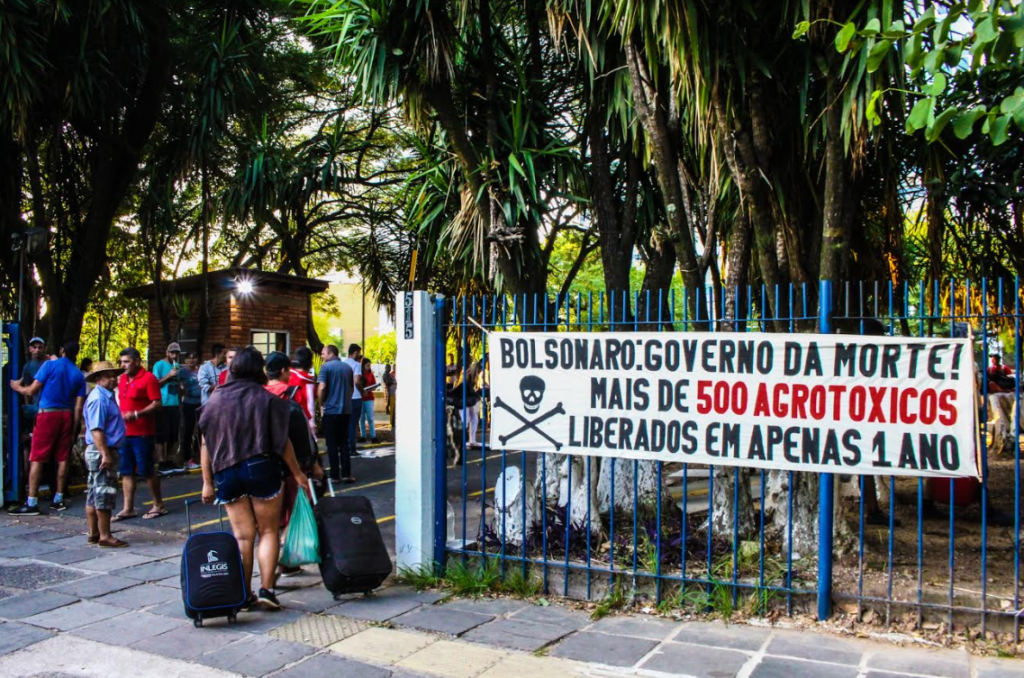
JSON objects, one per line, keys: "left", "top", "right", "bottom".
{"left": 866, "top": 90, "right": 883, "bottom": 126}
{"left": 927, "top": 106, "right": 958, "bottom": 141}
{"left": 792, "top": 21, "right": 811, "bottom": 39}
{"left": 926, "top": 73, "right": 947, "bottom": 96}
{"left": 990, "top": 114, "right": 1011, "bottom": 145}
{"left": 907, "top": 97, "right": 935, "bottom": 133}
{"left": 861, "top": 18, "right": 881, "bottom": 36}
{"left": 835, "top": 22, "right": 856, "bottom": 52}
{"left": 975, "top": 17, "right": 997, "bottom": 45}
{"left": 1000, "top": 92, "right": 1024, "bottom": 114}
{"left": 953, "top": 105, "right": 987, "bottom": 139}
{"left": 867, "top": 39, "right": 892, "bottom": 72}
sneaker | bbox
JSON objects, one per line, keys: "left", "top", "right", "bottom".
{"left": 7, "top": 504, "right": 40, "bottom": 516}
{"left": 257, "top": 588, "right": 281, "bottom": 610}
{"left": 279, "top": 565, "right": 303, "bottom": 578}
{"left": 50, "top": 500, "right": 69, "bottom": 512}
{"left": 241, "top": 594, "right": 259, "bottom": 611}
{"left": 357, "top": 437, "right": 367, "bottom": 443}
{"left": 186, "top": 462, "right": 201, "bottom": 472}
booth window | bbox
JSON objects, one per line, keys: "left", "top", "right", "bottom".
{"left": 250, "top": 330, "right": 289, "bottom": 356}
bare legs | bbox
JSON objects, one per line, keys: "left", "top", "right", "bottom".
{"left": 224, "top": 489, "right": 284, "bottom": 594}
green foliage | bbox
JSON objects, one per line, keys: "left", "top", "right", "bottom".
{"left": 590, "top": 582, "right": 628, "bottom": 620}
{"left": 363, "top": 332, "right": 397, "bottom": 365}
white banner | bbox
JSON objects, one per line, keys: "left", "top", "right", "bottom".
{"left": 488, "top": 332, "right": 979, "bottom": 478}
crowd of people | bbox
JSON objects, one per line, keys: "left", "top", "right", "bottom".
{"left": 6, "top": 338, "right": 397, "bottom": 595}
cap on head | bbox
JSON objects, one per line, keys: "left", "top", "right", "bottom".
{"left": 85, "top": 361, "right": 125, "bottom": 383}
{"left": 167, "top": 342, "right": 182, "bottom": 353}
{"left": 29, "top": 337, "right": 45, "bottom": 346}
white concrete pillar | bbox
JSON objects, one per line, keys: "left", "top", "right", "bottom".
{"left": 394, "top": 291, "right": 440, "bottom": 571}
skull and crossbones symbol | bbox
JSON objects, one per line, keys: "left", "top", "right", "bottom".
{"left": 494, "top": 375, "right": 565, "bottom": 450}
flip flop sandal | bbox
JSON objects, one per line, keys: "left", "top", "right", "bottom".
{"left": 98, "top": 538, "right": 129, "bottom": 548}
{"left": 112, "top": 513, "right": 137, "bottom": 522}
{"left": 142, "top": 508, "right": 168, "bottom": 520}
{"left": 87, "top": 534, "right": 99, "bottom": 544}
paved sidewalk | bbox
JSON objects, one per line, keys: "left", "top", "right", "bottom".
{"left": 0, "top": 515, "right": 1021, "bottom": 678}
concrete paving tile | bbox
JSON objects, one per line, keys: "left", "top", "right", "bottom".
{"left": 329, "top": 627, "right": 437, "bottom": 665}
{"left": 149, "top": 599, "right": 188, "bottom": 620}
{"left": 392, "top": 606, "right": 493, "bottom": 636}
{"left": 766, "top": 630, "right": 867, "bottom": 666}
{"left": 0, "top": 591, "right": 80, "bottom": 619}
{"left": 276, "top": 652, "right": 392, "bottom": 678}
{"left": 12, "top": 528, "right": 66, "bottom": 542}
{"left": 279, "top": 585, "right": 346, "bottom": 613}
{"left": 232, "top": 608, "right": 306, "bottom": 634}
{"left": 71, "top": 610, "right": 185, "bottom": 645}
{"left": 34, "top": 547, "right": 102, "bottom": 565}
{"left": 0, "top": 561, "right": 87, "bottom": 589}
{"left": 641, "top": 641, "right": 751, "bottom": 677}
{"left": 131, "top": 623, "right": 241, "bottom": 660}
{"left": 329, "top": 587, "right": 444, "bottom": 622}
{"left": 196, "top": 633, "right": 316, "bottom": 676}
{"left": 864, "top": 647, "right": 970, "bottom": 678}
{"left": 442, "top": 597, "right": 530, "bottom": 617}
{"left": 94, "top": 583, "right": 179, "bottom": 609}
{"left": 863, "top": 673, "right": 922, "bottom": 678}
{"left": 586, "top": 614, "right": 680, "bottom": 641}
{"left": 511, "top": 603, "right": 591, "bottom": 630}
{"left": 127, "top": 543, "right": 183, "bottom": 559}
{"left": 75, "top": 552, "right": 156, "bottom": 573}
{"left": 153, "top": 575, "right": 181, "bottom": 589}
{"left": 52, "top": 574, "right": 138, "bottom": 598}
{"left": 111, "top": 559, "right": 180, "bottom": 582}
{"left": 47, "top": 534, "right": 94, "bottom": 548}
{"left": 551, "top": 631, "right": 658, "bottom": 668}
{"left": 22, "top": 600, "right": 125, "bottom": 631}
{"left": 397, "top": 639, "right": 507, "bottom": 678}
{"left": 975, "top": 657, "right": 1024, "bottom": 678}
{"left": 0, "top": 539, "right": 62, "bottom": 558}
{"left": 0, "top": 622, "right": 55, "bottom": 657}
{"left": 462, "top": 617, "right": 575, "bottom": 652}
{"left": 673, "top": 621, "right": 773, "bottom": 651}
{"left": 750, "top": 656, "right": 860, "bottom": 678}
{"left": 0, "top": 525, "right": 49, "bottom": 538}
{"left": 479, "top": 653, "right": 585, "bottom": 678}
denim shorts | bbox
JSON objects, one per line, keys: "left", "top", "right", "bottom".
{"left": 119, "top": 436, "right": 155, "bottom": 478}
{"left": 213, "top": 454, "right": 283, "bottom": 504}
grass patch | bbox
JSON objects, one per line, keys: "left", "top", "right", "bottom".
{"left": 591, "top": 582, "right": 629, "bottom": 620}
{"left": 396, "top": 564, "right": 444, "bottom": 591}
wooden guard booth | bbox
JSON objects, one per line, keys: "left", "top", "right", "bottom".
{"left": 125, "top": 267, "right": 329, "bottom": 362}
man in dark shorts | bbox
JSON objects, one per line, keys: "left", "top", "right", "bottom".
{"left": 116, "top": 347, "right": 166, "bottom": 521}
{"left": 83, "top": 361, "right": 128, "bottom": 547}
{"left": 152, "top": 342, "right": 182, "bottom": 475}
{"left": 8, "top": 341, "right": 86, "bottom": 515}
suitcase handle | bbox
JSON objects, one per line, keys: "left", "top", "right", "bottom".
{"left": 185, "top": 499, "right": 225, "bottom": 536}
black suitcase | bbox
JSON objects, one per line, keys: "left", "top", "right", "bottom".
{"left": 181, "top": 500, "right": 247, "bottom": 627}
{"left": 316, "top": 482, "right": 393, "bottom": 598}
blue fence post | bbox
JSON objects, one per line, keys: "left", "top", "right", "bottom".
{"left": 433, "top": 297, "right": 448, "bottom": 571}
{"left": 2, "top": 322, "right": 22, "bottom": 505}
{"left": 817, "top": 281, "right": 835, "bottom": 620}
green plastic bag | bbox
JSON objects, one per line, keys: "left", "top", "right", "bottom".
{"left": 280, "top": 489, "right": 320, "bottom": 567}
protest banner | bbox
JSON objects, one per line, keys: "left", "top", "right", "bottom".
{"left": 489, "top": 332, "right": 979, "bottom": 478}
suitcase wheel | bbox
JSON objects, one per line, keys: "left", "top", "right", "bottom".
{"left": 228, "top": 613, "right": 237, "bottom": 624}
{"left": 194, "top": 617, "right": 203, "bottom": 628}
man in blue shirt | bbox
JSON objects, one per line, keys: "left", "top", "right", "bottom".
{"left": 8, "top": 341, "right": 87, "bottom": 515}
{"left": 317, "top": 345, "right": 355, "bottom": 483}
{"left": 152, "top": 342, "right": 182, "bottom": 475}
{"left": 82, "top": 361, "right": 128, "bottom": 547}
{"left": 197, "top": 343, "right": 228, "bottom": 404}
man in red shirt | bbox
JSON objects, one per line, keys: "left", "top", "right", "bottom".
{"left": 115, "top": 347, "right": 166, "bottom": 521}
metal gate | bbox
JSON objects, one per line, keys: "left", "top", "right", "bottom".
{"left": 435, "top": 279, "right": 1023, "bottom": 635}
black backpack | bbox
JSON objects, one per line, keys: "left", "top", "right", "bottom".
{"left": 279, "top": 386, "right": 317, "bottom": 472}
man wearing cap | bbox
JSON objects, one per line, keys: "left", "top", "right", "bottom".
{"left": 83, "top": 361, "right": 128, "bottom": 547}
{"left": 8, "top": 341, "right": 86, "bottom": 515}
{"left": 116, "top": 347, "right": 166, "bottom": 520}
{"left": 152, "top": 343, "right": 183, "bottom": 475}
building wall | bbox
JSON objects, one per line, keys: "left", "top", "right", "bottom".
{"left": 326, "top": 282, "right": 388, "bottom": 349}
{"left": 144, "top": 286, "right": 311, "bottom": 364}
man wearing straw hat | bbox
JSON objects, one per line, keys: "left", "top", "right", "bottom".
{"left": 83, "top": 361, "right": 129, "bottom": 547}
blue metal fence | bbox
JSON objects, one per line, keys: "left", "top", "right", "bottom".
{"left": 2, "top": 321, "right": 22, "bottom": 505}
{"left": 437, "top": 279, "right": 1022, "bottom": 634}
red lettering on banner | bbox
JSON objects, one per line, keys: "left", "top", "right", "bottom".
{"left": 828, "top": 385, "right": 847, "bottom": 419}
{"left": 868, "top": 387, "right": 887, "bottom": 423}
{"left": 773, "top": 384, "right": 789, "bottom": 417}
{"left": 792, "top": 385, "right": 809, "bottom": 418}
{"left": 810, "top": 386, "right": 827, "bottom": 420}
{"left": 920, "top": 388, "right": 937, "bottom": 425}
{"left": 899, "top": 388, "right": 918, "bottom": 424}
{"left": 850, "top": 386, "right": 866, "bottom": 421}
{"left": 754, "top": 384, "right": 770, "bottom": 416}
{"left": 939, "top": 390, "right": 957, "bottom": 425}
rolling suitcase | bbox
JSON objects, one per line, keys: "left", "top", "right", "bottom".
{"left": 181, "top": 500, "right": 247, "bottom": 627}
{"left": 316, "top": 480, "right": 393, "bottom": 598}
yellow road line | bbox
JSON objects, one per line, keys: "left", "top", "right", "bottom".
{"left": 149, "top": 451, "right": 505, "bottom": 506}
{"left": 189, "top": 512, "right": 396, "bottom": 530}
